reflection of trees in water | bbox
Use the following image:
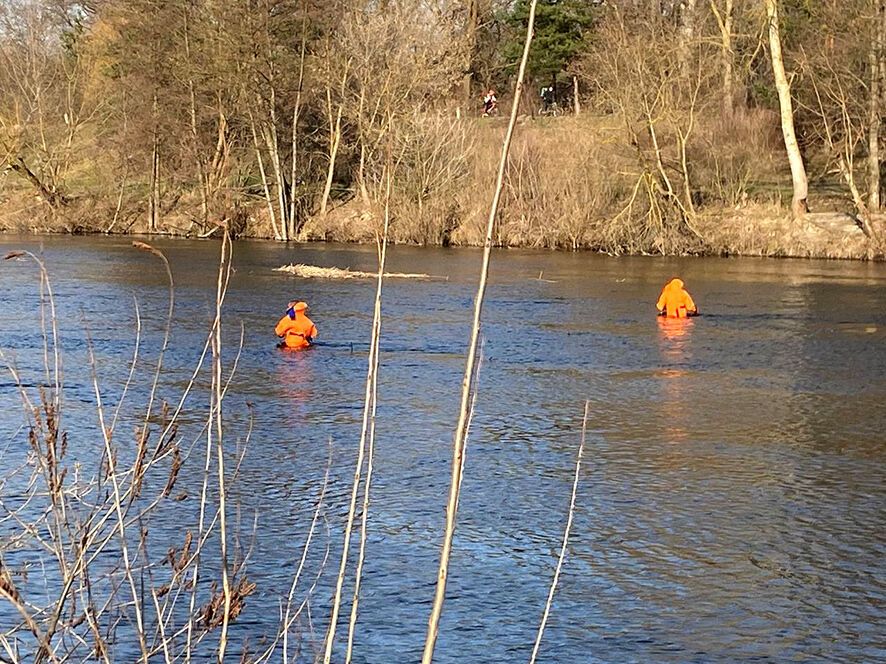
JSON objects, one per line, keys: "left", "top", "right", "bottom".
{"left": 747, "top": 279, "right": 885, "bottom": 654}
{"left": 785, "top": 277, "right": 886, "bottom": 456}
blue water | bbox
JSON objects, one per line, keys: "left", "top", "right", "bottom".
{"left": 1, "top": 236, "right": 884, "bottom": 662}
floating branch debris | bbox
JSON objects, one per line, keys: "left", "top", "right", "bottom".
{"left": 274, "top": 263, "right": 446, "bottom": 281}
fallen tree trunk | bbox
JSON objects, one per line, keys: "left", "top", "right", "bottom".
{"left": 9, "top": 157, "right": 68, "bottom": 208}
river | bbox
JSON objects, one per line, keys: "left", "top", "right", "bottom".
{"left": 1, "top": 236, "right": 884, "bottom": 663}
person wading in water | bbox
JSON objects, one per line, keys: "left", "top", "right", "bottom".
{"left": 656, "top": 278, "right": 699, "bottom": 318}
{"left": 275, "top": 301, "right": 318, "bottom": 349}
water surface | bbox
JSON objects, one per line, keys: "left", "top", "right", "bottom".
{"left": 1, "top": 236, "right": 884, "bottom": 662}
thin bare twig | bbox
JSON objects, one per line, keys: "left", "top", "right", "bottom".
{"left": 529, "top": 402, "right": 590, "bottom": 664}
{"left": 421, "top": 2, "right": 540, "bottom": 661}
{"left": 345, "top": 163, "right": 393, "bottom": 664}
{"left": 321, "top": 160, "right": 391, "bottom": 664}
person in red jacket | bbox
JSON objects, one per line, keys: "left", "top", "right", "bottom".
{"left": 656, "top": 278, "right": 698, "bottom": 318}
{"left": 275, "top": 301, "right": 318, "bottom": 349}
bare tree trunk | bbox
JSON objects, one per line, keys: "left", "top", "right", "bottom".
{"left": 288, "top": 16, "right": 308, "bottom": 239}
{"left": 260, "top": 5, "right": 289, "bottom": 242}
{"left": 880, "top": 0, "right": 886, "bottom": 115}
{"left": 207, "top": 99, "right": 229, "bottom": 205}
{"left": 462, "top": 0, "right": 480, "bottom": 101}
{"left": 765, "top": 0, "right": 809, "bottom": 218}
{"left": 263, "top": 111, "right": 288, "bottom": 241}
{"left": 711, "top": 0, "right": 734, "bottom": 113}
{"left": 838, "top": 154, "right": 876, "bottom": 237}
{"left": 358, "top": 144, "right": 372, "bottom": 207}
{"left": 678, "top": 130, "right": 696, "bottom": 216}
{"left": 184, "top": 8, "right": 209, "bottom": 226}
{"left": 9, "top": 156, "right": 68, "bottom": 208}
{"left": 248, "top": 109, "right": 281, "bottom": 239}
{"left": 289, "top": 99, "right": 302, "bottom": 238}
{"left": 645, "top": 111, "right": 678, "bottom": 204}
{"left": 353, "top": 84, "right": 375, "bottom": 209}
{"left": 106, "top": 169, "right": 128, "bottom": 234}
{"left": 868, "top": 0, "right": 883, "bottom": 210}
{"left": 149, "top": 131, "right": 160, "bottom": 232}
{"left": 678, "top": 0, "right": 698, "bottom": 77}
{"left": 573, "top": 75, "right": 581, "bottom": 116}
{"left": 61, "top": 53, "right": 80, "bottom": 182}
{"left": 320, "top": 92, "right": 344, "bottom": 217}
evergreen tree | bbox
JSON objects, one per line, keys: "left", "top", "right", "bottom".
{"left": 501, "top": 0, "right": 596, "bottom": 84}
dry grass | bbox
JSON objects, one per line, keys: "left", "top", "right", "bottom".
{"left": 2, "top": 108, "right": 879, "bottom": 259}
{"left": 453, "top": 115, "right": 636, "bottom": 250}
{"left": 274, "top": 263, "right": 444, "bottom": 280}
{"left": 698, "top": 204, "right": 875, "bottom": 258}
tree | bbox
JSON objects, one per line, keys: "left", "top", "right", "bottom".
{"left": 764, "top": 0, "right": 808, "bottom": 218}
{"left": 793, "top": 0, "right": 883, "bottom": 236}
{"left": 0, "top": 0, "right": 92, "bottom": 211}
{"left": 710, "top": 0, "right": 736, "bottom": 113}
{"left": 582, "top": 5, "right": 716, "bottom": 252}
{"left": 501, "top": 0, "right": 596, "bottom": 86}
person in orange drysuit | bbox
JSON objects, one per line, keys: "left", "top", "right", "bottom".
{"left": 656, "top": 278, "right": 698, "bottom": 318}
{"left": 275, "top": 301, "right": 318, "bottom": 349}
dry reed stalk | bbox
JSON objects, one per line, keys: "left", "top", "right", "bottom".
{"left": 455, "top": 347, "right": 483, "bottom": 516}
{"left": 345, "top": 166, "right": 393, "bottom": 664}
{"left": 275, "top": 443, "right": 333, "bottom": 664}
{"left": 287, "top": 514, "right": 334, "bottom": 655}
{"left": 0, "top": 573, "right": 56, "bottom": 664}
{"left": 131, "top": 242, "right": 175, "bottom": 464}
{"left": 4, "top": 251, "right": 62, "bottom": 442}
{"left": 84, "top": 326, "right": 150, "bottom": 663}
{"left": 0, "top": 251, "right": 127, "bottom": 662}
{"left": 212, "top": 230, "right": 234, "bottom": 663}
{"left": 21, "top": 255, "right": 102, "bottom": 664}
{"left": 529, "top": 401, "right": 589, "bottom": 664}
{"left": 421, "top": 1, "right": 540, "bottom": 661}
{"left": 1, "top": 253, "right": 118, "bottom": 664}
{"left": 1, "top": 240, "right": 269, "bottom": 663}
{"left": 321, "top": 166, "right": 391, "bottom": 664}
{"left": 108, "top": 298, "right": 141, "bottom": 435}
{"left": 185, "top": 232, "right": 234, "bottom": 662}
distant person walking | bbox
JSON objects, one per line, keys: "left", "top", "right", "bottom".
{"left": 656, "top": 278, "right": 698, "bottom": 318}
{"left": 275, "top": 301, "right": 318, "bottom": 349}
{"left": 540, "top": 85, "right": 555, "bottom": 113}
{"left": 482, "top": 88, "right": 497, "bottom": 116}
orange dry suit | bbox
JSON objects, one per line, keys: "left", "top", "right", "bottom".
{"left": 275, "top": 304, "right": 318, "bottom": 350}
{"left": 656, "top": 278, "right": 698, "bottom": 318}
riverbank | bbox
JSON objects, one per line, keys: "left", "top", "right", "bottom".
{"left": 1, "top": 203, "right": 877, "bottom": 260}
{"left": 295, "top": 199, "right": 878, "bottom": 260}
{"left": 1, "top": 115, "right": 881, "bottom": 260}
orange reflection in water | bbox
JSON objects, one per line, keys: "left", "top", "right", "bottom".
{"left": 656, "top": 316, "right": 695, "bottom": 443}
{"left": 275, "top": 345, "right": 315, "bottom": 416}
{"left": 657, "top": 315, "right": 694, "bottom": 346}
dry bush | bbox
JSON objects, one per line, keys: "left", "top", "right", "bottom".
{"left": 691, "top": 106, "right": 782, "bottom": 208}
{"left": 0, "top": 245, "right": 331, "bottom": 662}
{"left": 321, "top": 1, "right": 463, "bottom": 216}
{"left": 579, "top": 7, "right": 730, "bottom": 253}
{"left": 452, "top": 116, "right": 638, "bottom": 251}
{"left": 384, "top": 114, "right": 473, "bottom": 245}
{"left": 301, "top": 112, "right": 473, "bottom": 246}
{"left": 698, "top": 203, "right": 873, "bottom": 258}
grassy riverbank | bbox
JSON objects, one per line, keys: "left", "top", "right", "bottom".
{"left": 0, "top": 115, "right": 879, "bottom": 260}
